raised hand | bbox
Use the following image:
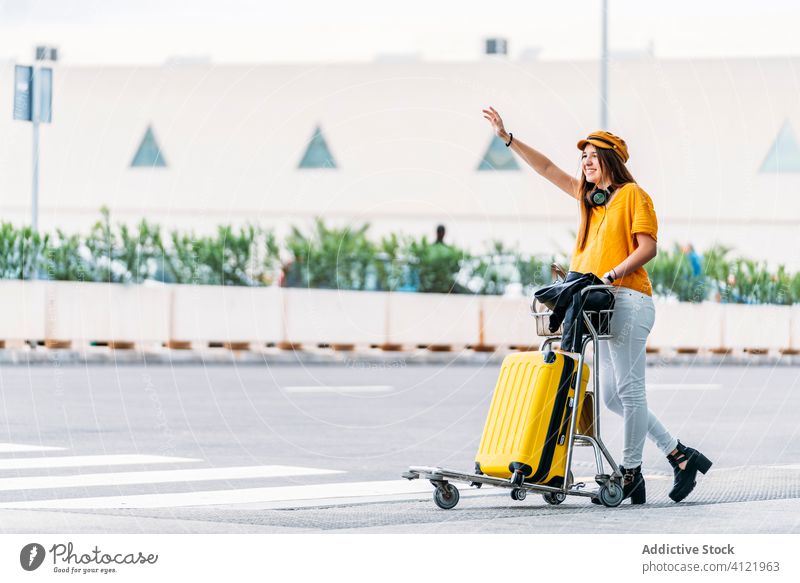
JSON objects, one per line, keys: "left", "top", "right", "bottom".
{"left": 482, "top": 106, "right": 509, "bottom": 140}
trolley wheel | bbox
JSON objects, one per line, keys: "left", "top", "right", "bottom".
{"left": 510, "top": 470, "right": 525, "bottom": 487}
{"left": 543, "top": 491, "right": 566, "bottom": 505}
{"left": 597, "top": 482, "right": 624, "bottom": 508}
{"left": 510, "top": 488, "right": 527, "bottom": 501}
{"left": 433, "top": 483, "right": 460, "bottom": 510}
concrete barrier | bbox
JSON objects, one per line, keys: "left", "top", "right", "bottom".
{"left": 721, "top": 303, "right": 792, "bottom": 351}
{"left": 283, "top": 288, "right": 387, "bottom": 346}
{"left": 170, "top": 284, "right": 282, "bottom": 345}
{"left": 46, "top": 281, "right": 170, "bottom": 344}
{"left": 790, "top": 306, "right": 800, "bottom": 352}
{"left": 480, "top": 296, "right": 540, "bottom": 348}
{"left": 4, "top": 280, "right": 800, "bottom": 353}
{"left": 387, "top": 292, "right": 481, "bottom": 347}
{"left": 649, "top": 300, "right": 725, "bottom": 351}
{"left": 0, "top": 280, "right": 47, "bottom": 342}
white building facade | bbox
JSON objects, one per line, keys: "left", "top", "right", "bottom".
{"left": 1, "top": 57, "right": 798, "bottom": 266}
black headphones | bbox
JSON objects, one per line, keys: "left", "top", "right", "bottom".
{"left": 589, "top": 184, "right": 615, "bottom": 207}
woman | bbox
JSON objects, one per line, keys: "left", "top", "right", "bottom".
{"left": 482, "top": 106, "right": 711, "bottom": 504}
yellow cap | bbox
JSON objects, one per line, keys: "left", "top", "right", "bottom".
{"left": 577, "top": 131, "right": 629, "bottom": 163}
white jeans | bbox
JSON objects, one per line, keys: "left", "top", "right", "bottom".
{"left": 596, "top": 287, "right": 679, "bottom": 467}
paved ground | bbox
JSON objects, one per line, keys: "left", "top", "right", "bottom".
{"left": 0, "top": 360, "right": 798, "bottom": 533}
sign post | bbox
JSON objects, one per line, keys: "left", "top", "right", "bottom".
{"left": 13, "top": 46, "right": 55, "bottom": 235}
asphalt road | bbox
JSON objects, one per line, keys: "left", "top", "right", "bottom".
{"left": 0, "top": 360, "right": 798, "bottom": 533}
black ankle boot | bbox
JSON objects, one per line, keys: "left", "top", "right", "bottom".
{"left": 621, "top": 465, "right": 646, "bottom": 504}
{"left": 666, "top": 441, "right": 713, "bottom": 502}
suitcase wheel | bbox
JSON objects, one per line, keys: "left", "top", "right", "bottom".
{"left": 542, "top": 492, "right": 566, "bottom": 505}
{"left": 510, "top": 488, "right": 527, "bottom": 501}
{"left": 433, "top": 483, "right": 460, "bottom": 510}
{"left": 597, "top": 482, "right": 624, "bottom": 508}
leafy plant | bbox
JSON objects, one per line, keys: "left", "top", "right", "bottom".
{"left": 117, "top": 220, "right": 162, "bottom": 283}
{"left": 44, "top": 229, "right": 91, "bottom": 281}
{"left": 83, "top": 207, "right": 127, "bottom": 283}
{"left": 210, "top": 224, "right": 265, "bottom": 286}
{"left": 516, "top": 253, "right": 555, "bottom": 293}
{"left": 646, "top": 244, "right": 706, "bottom": 302}
{"left": 722, "top": 257, "right": 789, "bottom": 305}
{"left": 373, "top": 233, "right": 411, "bottom": 292}
{"left": 3, "top": 209, "right": 800, "bottom": 306}
{"left": 158, "top": 224, "right": 276, "bottom": 286}
{"left": 284, "top": 219, "right": 375, "bottom": 290}
{"left": 81, "top": 207, "right": 165, "bottom": 283}
{"left": 405, "top": 236, "right": 470, "bottom": 294}
{"left": 466, "top": 241, "right": 513, "bottom": 295}
{"left": 0, "top": 222, "right": 48, "bottom": 279}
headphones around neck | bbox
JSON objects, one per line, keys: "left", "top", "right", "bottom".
{"left": 589, "top": 184, "right": 615, "bottom": 207}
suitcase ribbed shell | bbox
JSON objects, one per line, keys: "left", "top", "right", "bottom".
{"left": 476, "top": 351, "right": 590, "bottom": 485}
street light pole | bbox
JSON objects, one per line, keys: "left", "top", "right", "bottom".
{"left": 600, "top": 0, "right": 609, "bottom": 130}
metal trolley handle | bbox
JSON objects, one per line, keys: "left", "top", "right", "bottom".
{"left": 538, "top": 283, "right": 621, "bottom": 490}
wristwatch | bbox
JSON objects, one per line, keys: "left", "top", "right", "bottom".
{"left": 602, "top": 271, "right": 616, "bottom": 284}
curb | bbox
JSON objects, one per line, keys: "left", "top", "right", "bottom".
{"left": 0, "top": 348, "right": 798, "bottom": 366}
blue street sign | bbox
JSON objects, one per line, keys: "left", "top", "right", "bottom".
{"left": 13, "top": 65, "right": 31, "bottom": 121}
{"left": 38, "top": 68, "right": 53, "bottom": 123}
{"left": 13, "top": 64, "right": 52, "bottom": 123}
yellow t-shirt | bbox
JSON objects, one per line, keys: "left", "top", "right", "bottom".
{"left": 569, "top": 182, "right": 658, "bottom": 296}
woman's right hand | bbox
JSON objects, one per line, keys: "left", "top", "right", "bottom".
{"left": 482, "top": 106, "right": 509, "bottom": 141}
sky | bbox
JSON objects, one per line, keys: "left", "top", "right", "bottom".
{"left": 0, "top": 0, "right": 796, "bottom": 65}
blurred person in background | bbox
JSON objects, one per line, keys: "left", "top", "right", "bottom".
{"left": 683, "top": 243, "right": 703, "bottom": 277}
{"left": 435, "top": 224, "right": 446, "bottom": 245}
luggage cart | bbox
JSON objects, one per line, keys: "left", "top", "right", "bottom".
{"left": 402, "top": 284, "right": 626, "bottom": 509}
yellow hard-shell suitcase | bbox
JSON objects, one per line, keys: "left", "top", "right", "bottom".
{"left": 475, "top": 350, "right": 590, "bottom": 486}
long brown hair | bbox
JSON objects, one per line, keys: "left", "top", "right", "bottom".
{"left": 575, "top": 147, "right": 637, "bottom": 251}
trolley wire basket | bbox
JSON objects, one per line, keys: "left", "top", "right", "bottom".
{"left": 530, "top": 293, "right": 615, "bottom": 340}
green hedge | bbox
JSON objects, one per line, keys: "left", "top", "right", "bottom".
{"left": 645, "top": 244, "right": 800, "bottom": 305}
{"left": 2, "top": 210, "right": 799, "bottom": 304}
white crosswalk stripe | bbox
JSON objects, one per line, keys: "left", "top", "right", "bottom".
{"left": 0, "top": 443, "right": 364, "bottom": 510}
{"left": 0, "top": 465, "right": 344, "bottom": 492}
{"left": 0, "top": 475, "right": 682, "bottom": 510}
{"left": 0, "top": 443, "right": 681, "bottom": 511}
{"left": 0, "top": 443, "right": 66, "bottom": 453}
{"left": 0, "top": 479, "right": 500, "bottom": 509}
{"left": 0, "top": 454, "right": 200, "bottom": 470}
{"left": 0, "top": 443, "right": 497, "bottom": 510}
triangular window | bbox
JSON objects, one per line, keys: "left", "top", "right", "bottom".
{"left": 760, "top": 121, "right": 800, "bottom": 173}
{"left": 477, "top": 135, "right": 519, "bottom": 171}
{"left": 299, "top": 125, "right": 337, "bottom": 169}
{"left": 131, "top": 126, "right": 167, "bottom": 168}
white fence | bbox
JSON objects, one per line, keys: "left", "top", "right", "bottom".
{"left": 0, "top": 281, "right": 797, "bottom": 352}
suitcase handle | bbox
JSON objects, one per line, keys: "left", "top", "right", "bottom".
{"left": 557, "top": 396, "right": 575, "bottom": 446}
